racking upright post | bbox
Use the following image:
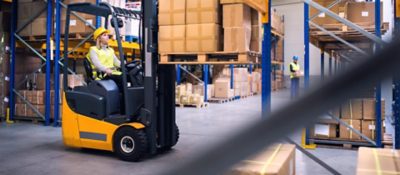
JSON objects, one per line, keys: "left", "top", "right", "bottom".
{"left": 320, "top": 47, "right": 324, "bottom": 81}
{"left": 230, "top": 64, "right": 234, "bottom": 89}
{"left": 9, "top": 0, "right": 17, "bottom": 120}
{"left": 394, "top": 0, "right": 400, "bottom": 149}
{"left": 375, "top": 0, "right": 383, "bottom": 148}
{"left": 54, "top": 0, "right": 61, "bottom": 127}
{"left": 176, "top": 65, "right": 181, "bottom": 85}
{"left": 329, "top": 51, "right": 332, "bottom": 76}
{"left": 43, "top": 0, "right": 53, "bottom": 126}
{"left": 261, "top": 0, "right": 272, "bottom": 117}
{"left": 303, "top": 1, "right": 313, "bottom": 146}
{"left": 203, "top": 65, "right": 209, "bottom": 102}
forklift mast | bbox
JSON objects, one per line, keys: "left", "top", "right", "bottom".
{"left": 142, "top": 0, "right": 177, "bottom": 154}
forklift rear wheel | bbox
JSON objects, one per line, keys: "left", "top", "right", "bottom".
{"left": 114, "top": 127, "right": 148, "bottom": 161}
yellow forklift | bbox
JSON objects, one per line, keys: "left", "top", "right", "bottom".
{"left": 62, "top": 1, "right": 179, "bottom": 161}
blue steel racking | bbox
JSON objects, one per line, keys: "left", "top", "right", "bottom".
{"left": 394, "top": 0, "right": 400, "bottom": 149}
{"left": 304, "top": 0, "right": 386, "bottom": 148}
{"left": 9, "top": 0, "right": 98, "bottom": 126}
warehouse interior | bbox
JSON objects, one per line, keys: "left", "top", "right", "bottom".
{"left": 0, "top": 0, "right": 399, "bottom": 174}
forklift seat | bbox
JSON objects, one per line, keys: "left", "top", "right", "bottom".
{"left": 83, "top": 59, "right": 94, "bottom": 82}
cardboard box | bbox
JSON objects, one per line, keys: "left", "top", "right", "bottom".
{"left": 223, "top": 4, "right": 251, "bottom": 28}
{"left": 310, "top": 124, "right": 337, "bottom": 139}
{"left": 17, "top": 19, "right": 32, "bottom": 37}
{"left": 159, "top": 25, "right": 186, "bottom": 53}
{"left": 158, "top": 0, "right": 186, "bottom": 25}
{"left": 341, "top": 99, "right": 363, "bottom": 120}
{"left": 271, "top": 10, "right": 284, "bottom": 34}
{"left": 220, "top": 0, "right": 267, "bottom": 13}
{"left": 18, "top": 2, "right": 33, "bottom": 20}
{"left": 340, "top": 119, "right": 361, "bottom": 140}
{"left": 186, "top": 0, "right": 220, "bottom": 24}
{"left": 347, "top": 2, "right": 383, "bottom": 26}
{"left": 363, "top": 98, "right": 385, "bottom": 120}
{"left": 176, "top": 84, "right": 186, "bottom": 97}
{"left": 309, "top": 0, "right": 342, "bottom": 26}
{"left": 226, "top": 144, "right": 295, "bottom": 175}
{"left": 31, "top": 18, "right": 48, "bottom": 36}
{"left": 186, "top": 23, "right": 221, "bottom": 52}
{"left": 361, "top": 120, "right": 383, "bottom": 141}
{"left": 214, "top": 79, "right": 231, "bottom": 98}
{"left": 59, "top": 74, "right": 85, "bottom": 89}
{"left": 250, "top": 25, "right": 261, "bottom": 52}
{"left": 224, "top": 27, "right": 251, "bottom": 52}
{"left": 193, "top": 84, "right": 213, "bottom": 99}
{"left": 357, "top": 147, "right": 400, "bottom": 175}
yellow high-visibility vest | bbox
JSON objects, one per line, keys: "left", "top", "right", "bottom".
{"left": 290, "top": 62, "right": 300, "bottom": 79}
{"left": 86, "top": 46, "right": 122, "bottom": 80}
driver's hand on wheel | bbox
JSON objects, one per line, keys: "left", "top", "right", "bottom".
{"left": 105, "top": 68, "right": 113, "bottom": 75}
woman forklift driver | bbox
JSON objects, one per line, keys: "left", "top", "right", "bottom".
{"left": 86, "top": 27, "right": 123, "bottom": 88}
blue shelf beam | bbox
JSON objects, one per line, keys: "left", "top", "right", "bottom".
{"left": 375, "top": 0, "right": 382, "bottom": 148}
{"left": 176, "top": 65, "right": 181, "bottom": 85}
{"left": 261, "top": 0, "right": 272, "bottom": 117}
{"left": 9, "top": 0, "right": 17, "bottom": 120}
{"left": 230, "top": 64, "right": 234, "bottom": 89}
{"left": 320, "top": 47, "right": 324, "bottom": 81}
{"left": 394, "top": 0, "right": 400, "bottom": 149}
{"left": 44, "top": 0, "right": 53, "bottom": 126}
{"left": 203, "top": 65, "right": 209, "bottom": 102}
{"left": 304, "top": 2, "right": 311, "bottom": 144}
{"left": 329, "top": 52, "right": 332, "bottom": 76}
{"left": 54, "top": 0, "right": 61, "bottom": 127}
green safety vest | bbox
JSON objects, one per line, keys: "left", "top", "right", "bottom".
{"left": 86, "top": 46, "right": 122, "bottom": 80}
{"left": 290, "top": 62, "right": 300, "bottom": 79}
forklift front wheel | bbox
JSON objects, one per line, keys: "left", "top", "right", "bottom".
{"left": 113, "top": 127, "right": 148, "bottom": 161}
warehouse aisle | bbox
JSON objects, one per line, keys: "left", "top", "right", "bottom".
{"left": 0, "top": 88, "right": 357, "bottom": 175}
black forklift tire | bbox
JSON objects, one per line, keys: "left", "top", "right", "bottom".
{"left": 113, "top": 127, "right": 148, "bottom": 161}
{"left": 158, "top": 124, "right": 180, "bottom": 152}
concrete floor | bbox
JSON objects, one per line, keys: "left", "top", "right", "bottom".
{"left": 0, "top": 89, "right": 358, "bottom": 175}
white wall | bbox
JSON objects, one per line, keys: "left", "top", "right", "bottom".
{"left": 272, "top": 2, "right": 322, "bottom": 76}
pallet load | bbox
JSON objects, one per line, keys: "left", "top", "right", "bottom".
{"left": 309, "top": 1, "right": 387, "bottom": 43}
{"left": 158, "top": 0, "right": 267, "bottom": 65}
{"left": 14, "top": 73, "right": 84, "bottom": 120}
{"left": 310, "top": 98, "right": 386, "bottom": 147}
{"left": 175, "top": 83, "right": 209, "bottom": 108}
{"left": 226, "top": 144, "right": 295, "bottom": 175}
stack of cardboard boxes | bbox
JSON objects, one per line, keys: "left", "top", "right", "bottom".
{"left": 158, "top": 0, "right": 270, "bottom": 54}
{"left": 159, "top": 0, "right": 222, "bottom": 53}
{"left": 310, "top": 98, "right": 385, "bottom": 142}
{"left": 176, "top": 83, "right": 212, "bottom": 107}
{"left": 14, "top": 73, "right": 84, "bottom": 119}
{"left": 17, "top": 0, "right": 47, "bottom": 36}
{"left": 310, "top": 1, "right": 382, "bottom": 30}
{"left": 61, "top": 0, "right": 97, "bottom": 35}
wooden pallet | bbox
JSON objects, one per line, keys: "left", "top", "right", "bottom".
{"left": 310, "top": 137, "right": 374, "bottom": 149}
{"left": 176, "top": 102, "right": 209, "bottom": 108}
{"left": 159, "top": 51, "right": 260, "bottom": 65}
{"left": 207, "top": 96, "right": 238, "bottom": 104}
{"left": 13, "top": 116, "right": 44, "bottom": 124}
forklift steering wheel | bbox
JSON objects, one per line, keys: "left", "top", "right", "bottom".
{"left": 125, "top": 60, "right": 144, "bottom": 86}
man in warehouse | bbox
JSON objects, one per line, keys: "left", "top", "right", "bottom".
{"left": 87, "top": 27, "right": 123, "bottom": 88}
{"left": 290, "top": 56, "right": 302, "bottom": 99}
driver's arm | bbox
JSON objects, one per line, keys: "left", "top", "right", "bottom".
{"left": 113, "top": 54, "right": 121, "bottom": 68}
